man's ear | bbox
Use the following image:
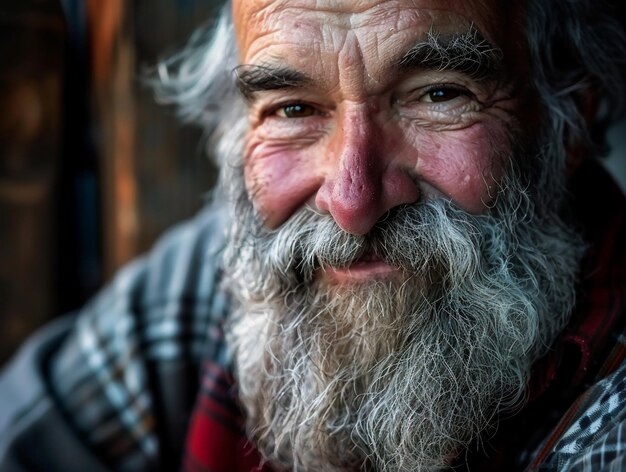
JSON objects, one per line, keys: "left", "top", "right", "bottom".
{"left": 567, "top": 88, "right": 599, "bottom": 175}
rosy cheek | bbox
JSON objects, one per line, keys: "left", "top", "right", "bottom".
{"left": 245, "top": 140, "right": 322, "bottom": 228}
{"left": 414, "top": 124, "right": 508, "bottom": 213}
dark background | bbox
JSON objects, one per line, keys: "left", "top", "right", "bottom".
{"left": 0, "top": 1, "right": 624, "bottom": 363}
{"left": 0, "top": 0, "right": 223, "bottom": 362}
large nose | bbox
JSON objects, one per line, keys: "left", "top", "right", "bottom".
{"left": 315, "top": 105, "right": 420, "bottom": 235}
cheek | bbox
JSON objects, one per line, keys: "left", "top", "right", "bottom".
{"left": 244, "top": 138, "right": 323, "bottom": 228}
{"left": 245, "top": 118, "right": 514, "bottom": 225}
{"left": 412, "top": 124, "right": 509, "bottom": 213}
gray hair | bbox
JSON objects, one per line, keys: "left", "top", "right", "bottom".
{"left": 153, "top": 4, "right": 245, "bottom": 167}
{"left": 153, "top": 1, "right": 626, "bottom": 181}
{"left": 525, "top": 0, "right": 626, "bottom": 204}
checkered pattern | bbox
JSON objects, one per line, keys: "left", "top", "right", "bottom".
{"left": 181, "top": 360, "right": 271, "bottom": 472}
{"left": 537, "top": 356, "right": 626, "bottom": 470}
{"left": 49, "top": 205, "right": 231, "bottom": 471}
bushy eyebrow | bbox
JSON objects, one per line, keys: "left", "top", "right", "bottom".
{"left": 234, "top": 64, "right": 311, "bottom": 100}
{"left": 397, "top": 26, "right": 504, "bottom": 81}
{"left": 234, "top": 26, "right": 504, "bottom": 101}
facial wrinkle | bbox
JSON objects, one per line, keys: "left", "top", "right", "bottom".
{"left": 336, "top": 29, "right": 367, "bottom": 99}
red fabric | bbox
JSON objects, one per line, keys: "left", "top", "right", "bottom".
{"left": 529, "top": 162, "right": 626, "bottom": 400}
{"left": 182, "top": 361, "right": 272, "bottom": 472}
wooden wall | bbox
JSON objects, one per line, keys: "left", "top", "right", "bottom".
{"left": 0, "top": 0, "right": 222, "bottom": 362}
{"left": 0, "top": 1, "right": 65, "bottom": 361}
{"left": 90, "top": 0, "right": 222, "bottom": 278}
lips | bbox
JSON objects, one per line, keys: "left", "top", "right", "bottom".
{"left": 323, "top": 250, "right": 399, "bottom": 282}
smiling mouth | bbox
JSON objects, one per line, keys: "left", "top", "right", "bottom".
{"left": 323, "top": 251, "right": 399, "bottom": 282}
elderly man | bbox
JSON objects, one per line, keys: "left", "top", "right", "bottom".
{"left": 1, "top": 0, "right": 626, "bottom": 470}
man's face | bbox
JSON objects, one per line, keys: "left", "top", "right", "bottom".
{"left": 234, "top": 0, "right": 530, "bottom": 242}
{"left": 225, "top": 1, "right": 580, "bottom": 471}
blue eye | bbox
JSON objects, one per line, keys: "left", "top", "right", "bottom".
{"left": 277, "top": 104, "right": 316, "bottom": 118}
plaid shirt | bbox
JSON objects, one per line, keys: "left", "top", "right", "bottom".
{"left": 0, "top": 205, "right": 233, "bottom": 471}
{"left": 0, "top": 162, "right": 625, "bottom": 471}
{"left": 48, "top": 205, "right": 233, "bottom": 471}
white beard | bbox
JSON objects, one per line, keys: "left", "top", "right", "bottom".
{"left": 223, "top": 166, "right": 583, "bottom": 471}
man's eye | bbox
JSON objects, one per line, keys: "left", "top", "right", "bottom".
{"left": 276, "top": 104, "right": 316, "bottom": 118}
{"left": 420, "top": 88, "right": 463, "bottom": 103}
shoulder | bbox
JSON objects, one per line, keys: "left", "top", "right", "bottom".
{"left": 0, "top": 204, "right": 232, "bottom": 471}
{"left": 55, "top": 203, "right": 231, "bottom": 377}
{"left": 545, "top": 354, "right": 626, "bottom": 471}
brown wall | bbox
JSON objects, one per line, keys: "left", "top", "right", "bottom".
{"left": 0, "top": 2, "right": 65, "bottom": 361}
{"left": 0, "top": 0, "right": 222, "bottom": 362}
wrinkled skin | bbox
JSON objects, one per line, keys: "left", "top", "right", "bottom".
{"left": 227, "top": 2, "right": 582, "bottom": 470}
{"left": 234, "top": 0, "right": 534, "bottom": 252}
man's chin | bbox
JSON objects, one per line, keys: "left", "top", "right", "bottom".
{"left": 228, "top": 277, "right": 533, "bottom": 472}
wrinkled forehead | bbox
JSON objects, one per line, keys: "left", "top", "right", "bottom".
{"left": 233, "top": 0, "right": 515, "bottom": 60}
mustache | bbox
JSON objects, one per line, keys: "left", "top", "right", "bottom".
{"left": 256, "top": 200, "right": 487, "bottom": 284}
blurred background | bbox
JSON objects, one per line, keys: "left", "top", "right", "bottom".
{"left": 0, "top": 0, "right": 224, "bottom": 362}
{"left": 0, "top": 0, "right": 625, "bottom": 363}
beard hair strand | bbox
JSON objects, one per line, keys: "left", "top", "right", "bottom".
{"left": 223, "top": 159, "right": 583, "bottom": 471}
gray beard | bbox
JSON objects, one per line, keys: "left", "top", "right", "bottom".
{"left": 223, "top": 163, "right": 583, "bottom": 471}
